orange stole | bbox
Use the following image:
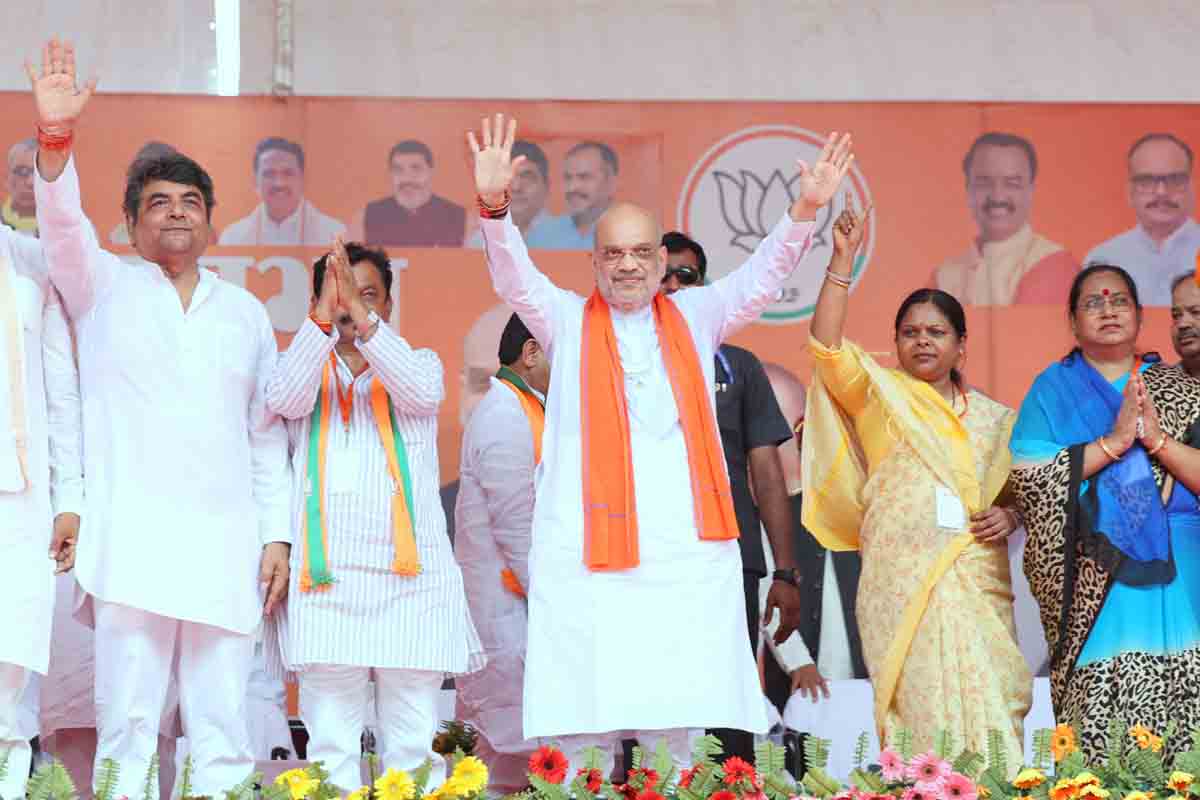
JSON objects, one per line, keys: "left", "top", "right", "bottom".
{"left": 580, "top": 290, "right": 738, "bottom": 571}
{"left": 497, "top": 373, "right": 545, "bottom": 599}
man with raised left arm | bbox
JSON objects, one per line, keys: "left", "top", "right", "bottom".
{"left": 28, "top": 38, "right": 291, "bottom": 798}
{"left": 469, "top": 114, "right": 852, "bottom": 774}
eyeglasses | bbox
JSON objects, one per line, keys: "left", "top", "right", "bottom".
{"left": 662, "top": 266, "right": 701, "bottom": 286}
{"left": 598, "top": 245, "right": 658, "bottom": 266}
{"left": 1130, "top": 172, "right": 1191, "bottom": 193}
{"left": 1079, "top": 293, "right": 1135, "bottom": 316}
{"left": 9, "top": 166, "right": 33, "bottom": 179}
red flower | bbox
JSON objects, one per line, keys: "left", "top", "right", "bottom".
{"left": 679, "top": 768, "right": 696, "bottom": 789}
{"left": 576, "top": 768, "right": 604, "bottom": 793}
{"left": 636, "top": 791, "right": 665, "bottom": 800}
{"left": 614, "top": 784, "right": 639, "bottom": 800}
{"left": 711, "top": 791, "right": 738, "bottom": 800}
{"left": 723, "top": 757, "right": 757, "bottom": 787}
{"left": 529, "top": 746, "right": 569, "bottom": 784}
{"left": 628, "top": 769, "right": 660, "bottom": 790}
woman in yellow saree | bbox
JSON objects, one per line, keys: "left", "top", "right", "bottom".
{"left": 802, "top": 196, "right": 1031, "bottom": 764}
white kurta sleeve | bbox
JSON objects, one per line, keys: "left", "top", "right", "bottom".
{"left": 34, "top": 155, "right": 120, "bottom": 320}
{"left": 43, "top": 289, "right": 83, "bottom": 517}
{"left": 265, "top": 317, "right": 337, "bottom": 420}
{"left": 473, "top": 398, "right": 535, "bottom": 589}
{"left": 479, "top": 215, "right": 573, "bottom": 350}
{"left": 249, "top": 309, "right": 292, "bottom": 546}
{"left": 358, "top": 322, "right": 444, "bottom": 418}
{"left": 675, "top": 213, "right": 814, "bottom": 347}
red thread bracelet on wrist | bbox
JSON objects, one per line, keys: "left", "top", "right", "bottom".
{"left": 37, "top": 125, "right": 74, "bottom": 151}
{"left": 477, "top": 190, "right": 511, "bottom": 220}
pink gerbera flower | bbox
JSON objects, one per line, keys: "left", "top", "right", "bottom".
{"left": 942, "top": 773, "right": 978, "bottom": 800}
{"left": 903, "top": 786, "right": 934, "bottom": 800}
{"left": 908, "top": 752, "right": 951, "bottom": 786}
{"left": 878, "top": 748, "right": 906, "bottom": 782}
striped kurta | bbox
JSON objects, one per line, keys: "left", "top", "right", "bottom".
{"left": 266, "top": 318, "right": 484, "bottom": 674}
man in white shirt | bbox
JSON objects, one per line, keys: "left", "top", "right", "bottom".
{"left": 265, "top": 239, "right": 482, "bottom": 792}
{"left": 219, "top": 137, "right": 346, "bottom": 247}
{"left": 758, "top": 363, "right": 865, "bottom": 712}
{"left": 454, "top": 312, "right": 548, "bottom": 793}
{"left": 29, "top": 39, "right": 292, "bottom": 798}
{"left": 3, "top": 138, "right": 38, "bottom": 237}
{"left": 0, "top": 225, "right": 83, "bottom": 800}
{"left": 1085, "top": 133, "right": 1199, "bottom": 306}
{"left": 469, "top": 114, "right": 852, "bottom": 774}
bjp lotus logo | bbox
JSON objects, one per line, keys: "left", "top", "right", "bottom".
{"left": 677, "top": 125, "right": 874, "bottom": 324}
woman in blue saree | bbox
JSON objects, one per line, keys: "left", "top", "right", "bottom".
{"left": 1010, "top": 264, "right": 1200, "bottom": 760}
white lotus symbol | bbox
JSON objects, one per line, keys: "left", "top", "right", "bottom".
{"left": 713, "top": 168, "right": 833, "bottom": 254}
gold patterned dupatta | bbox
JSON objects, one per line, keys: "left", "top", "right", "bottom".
{"left": 801, "top": 338, "right": 1014, "bottom": 737}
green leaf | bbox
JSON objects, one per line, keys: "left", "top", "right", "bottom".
{"left": 1126, "top": 747, "right": 1166, "bottom": 786}
{"left": 27, "top": 759, "right": 79, "bottom": 800}
{"left": 804, "top": 736, "right": 832, "bottom": 771}
{"left": 141, "top": 753, "right": 160, "bottom": 800}
{"left": 179, "top": 755, "right": 195, "bottom": 800}
{"left": 853, "top": 733, "right": 870, "bottom": 773}
{"left": 1056, "top": 750, "right": 1087, "bottom": 779}
{"left": 411, "top": 758, "right": 435, "bottom": 796}
{"left": 848, "top": 769, "right": 885, "bottom": 793}
{"left": 529, "top": 774, "right": 571, "bottom": 800}
{"left": 1105, "top": 718, "right": 1126, "bottom": 768}
{"left": 652, "top": 740, "right": 675, "bottom": 785}
{"left": 986, "top": 729, "right": 1008, "bottom": 778}
{"left": 94, "top": 758, "right": 121, "bottom": 800}
{"left": 953, "top": 750, "right": 985, "bottom": 780}
{"left": 978, "top": 768, "right": 1010, "bottom": 800}
{"left": 893, "top": 729, "right": 914, "bottom": 762}
{"left": 219, "top": 772, "right": 258, "bottom": 800}
{"left": 1174, "top": 751, "right": 1200, "bottom": 776}
{"left": 1031, "top": 729, "right": 1052, "bottom": 772}
{"left": 935, "top": 730, "right": 954, "bottom": 760}
{"left": 755, "top": 741, "right": 787, "bottom": 777}
{"left": 800, "top": 767, "right": 843, "bottom": 798}
{"left": 691, "top": 734, "right": 724, "bottom": 767}
{"left": 0, "top": 750, "right": 9, "bottom": 786}
{"left": 764, "top": 773, "right": 799, "bottom": 800}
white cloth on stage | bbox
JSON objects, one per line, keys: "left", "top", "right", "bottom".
{"left": 219, "top": 200, "right": 346, "bottom": 247}
{"left": 93, "top": 599, "right": 254, "bottom": 800}
{"left": 247, "top": 639, "right": 292, "bottom": 760}
{"left": 0, "top": 226, "right": 84, "bottom": 677}
{"left": 299, "top": 666, "right": 444, "bottom": 791}
{"left": 0, "top": 662, "right": 33, "bottom": 800}
{"left": 479, "top": 211, "right": 813, "bottom": 738}
{"left": 782, "top": 678, "right": 1057, "bottom": 778}
{"left": 454, "top": 377, "right": 539, "bottom": 788}
{"left": 264, "top": 318, "right": 482, "bottom": 674}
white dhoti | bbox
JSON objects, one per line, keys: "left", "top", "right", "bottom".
{"left": 93, "top": 600, "right": 254, "bottom": 799}
{"left": 0, "top": 663, "right": 33, "bottom": 800}
{"left": 299, "top": 667, "right": 444, "bottom": 791}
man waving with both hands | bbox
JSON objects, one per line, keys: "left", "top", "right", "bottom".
{"left": 468, "top": 113, "right": 853, "bottom": 772}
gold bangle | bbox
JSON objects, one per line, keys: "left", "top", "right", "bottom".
{"left": 1147, "top": 432, "right": 1169, "bottom": 456}
{"left": 1097, "top": 436, "right": 1119, "bottom": 461}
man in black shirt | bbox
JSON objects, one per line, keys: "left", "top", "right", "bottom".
{"left": 661, "top": 231, "right": 802, "bottom": 763}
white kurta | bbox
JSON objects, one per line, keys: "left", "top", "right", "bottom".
{"left": 219, "top": 200, "right": 347, "bottom": 247}
{"left": 265, "top": 319, "right": 483, "bottom": 673}
{"left": 454, "top": 377, "right": 538, "bottom": 757}
{"left": 0, "top": 227, "right": 83, "bottom": 675}
{"left": 34, "top": 157, "right": 291, "bottom": 634}
{"left": 479, "top": 212, "right": 813, "bottom": 737}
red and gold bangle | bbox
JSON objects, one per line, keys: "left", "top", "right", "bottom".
{"left": 1097, "top": 436, "right": 1119, "bottom": 461}
{"left": 477, "top": 190, "right": 511, "bottom": 220}
{"left": 36, "top": 125, "right": 74, "bottom": 151}
{"left": 1147, "top": 432, "right": 1169, "bottom": 457}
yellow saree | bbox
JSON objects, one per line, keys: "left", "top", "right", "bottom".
{"left": 802, "top": 338, "right": 1031, "bottom": 766}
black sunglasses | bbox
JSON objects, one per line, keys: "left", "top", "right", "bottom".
{"left": 663, "top": 266, "right": 701, "bottom": 286}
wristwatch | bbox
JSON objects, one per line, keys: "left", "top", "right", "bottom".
{"left": 772, "top": 568, "right": 801, "bottom": 587}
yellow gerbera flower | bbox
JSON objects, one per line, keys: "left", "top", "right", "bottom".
{"left": 275, "top": 769, "right": 320, "bottom": 800}
{"left": 1079, "top": 787, "right": 1110, "bottom": 800}
{"left": 450, "top": 756, "right": 489, "bottom": 795}
{"left": 1052, "top": 725, "right": 1078, "bottom": 762}
{"left": 375, "top": 768, "right": 417, "bottom": 800}
{"left": 1130, "top": 724, "right": 1154, "bottom": 749}
{"left": 1073, "top": 773, "right": 1101, "bottom": 788}
{"left": 1124, "top": 792, "right": 1154, "bottom": 800}
{"left": 978, "top": 787, "right": 991, "bottom": 800}
{"left": 1150, "top": 736, "right": 1164, "bottom": 753}
{"left": 1170, "top": 773, "right": 1196, "bottom": 793}
{"left": 346, "top": 787, "right": 371, "bottom": 800}
{"left": 1014, "top": 769, "right": 1048, "bottom": 789}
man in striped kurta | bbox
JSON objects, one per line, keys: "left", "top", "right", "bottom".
{"left": 266, "top": 240, "right": 483, "bottom": 791}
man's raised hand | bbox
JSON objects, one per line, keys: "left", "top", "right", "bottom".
{"left": 25, "top": 38, "right": 96, "bottom": 132}
{"left": 467, "top": 113, "right": 527, "bottom": 208}
{"left": 790, "top": 132, "right": 854, "bottom": 221}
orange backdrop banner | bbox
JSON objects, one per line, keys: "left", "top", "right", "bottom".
{"left": 3, "top": 93, "right": 1197, "bottom": 483}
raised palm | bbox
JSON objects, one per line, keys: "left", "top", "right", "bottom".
{"left": 25, "top": 38, "right": 96, "bottom": 129}
{"left": 467, "top": 113, "right": 527, "bottom": 205}
{"left": 832, "top": 191, "right": 872, "bottom": 257}
{"left": 791, "top": 132, "right": 854, "bottom": 218}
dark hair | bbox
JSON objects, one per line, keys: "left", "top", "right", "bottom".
{"left": 123, "top": 153, "right": 216, "bottom": 224}
{"left": 962, "top": 132, "right": 1038, "bottom": 182}
{"left": 512, "top": 140, "right": 549, "bottom": 183}
{"left": 1068, "top": 263, "right": 1141, "bottom": 316}
{"left": 567, "top": 141, "right": 619, "bottom": 175}
{"left": 1171, "top": 272, "right": 1196, "bottom": 297}
{"left": 893, "top": 289, "right": 968, "bottom": 386}
{"left": 253, "top": 137, "right": 305, "bottom": 174}
{"left": 497, "top": 313, "right": 536, "bottom": 366}
{"left": 389, "top": 140, "right": 434, "bottom": 168}
{"left": 132, "top": 141, "right": 177, "bottom": 163}
{"left": 1128, "top": 132, "right": 1194, "bottom": 172}
{"left": 312, "top": 242, "right": 393, "bottom": 299}
{"left": 661, "top": 231, "right": 708, "bottom": 281}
